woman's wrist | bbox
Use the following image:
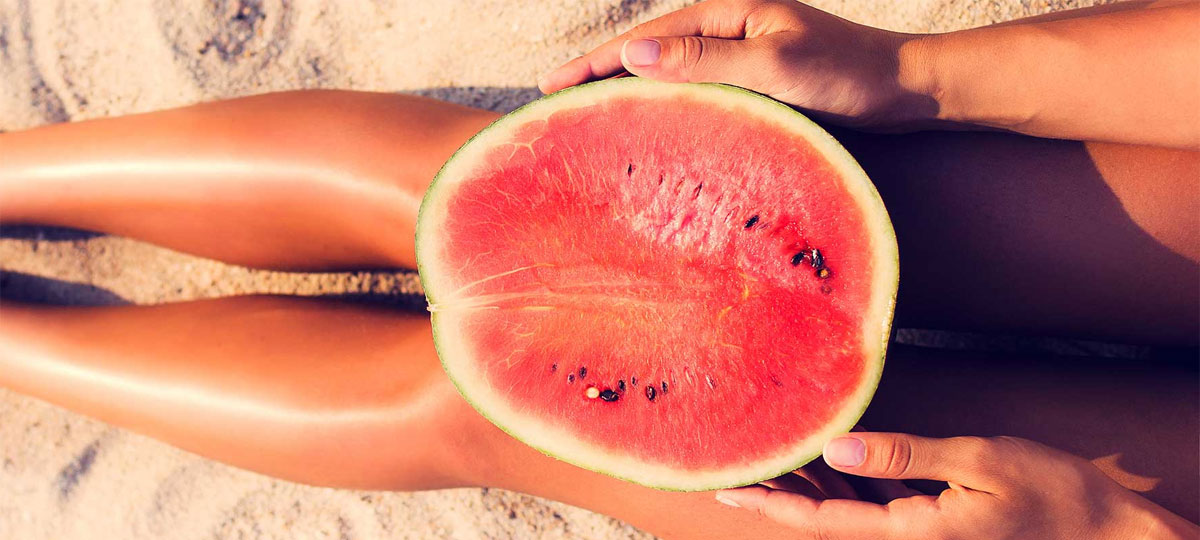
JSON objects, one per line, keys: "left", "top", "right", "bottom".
{"left": 1139, "top": 505, "right": 1200, "bottom": 540}
{"left": 886, "top": 32, "right": 948, "bottom": 130}
{"left": 1102, "top": 492, "right": 1198, "bottom": 540}
{"left": 888, "top": 24, "right": 1050, "bottom": 133}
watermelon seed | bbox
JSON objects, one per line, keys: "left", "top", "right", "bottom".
{"left": 645, "top": 385, "right": 657, "bottom": 402}
{"left": 599, "top": 389, "right": 620, "bottom": 402}
{"left": 585, "top": 386, "right": 600, "bottom": 399}
{"left": 817, "top": 267, "right": 832, "bottom": 279}
{"left": 550, "top": 363, "right": 557, "bottom": 372}
{"left": 578, "top": 366, "right": 587, "bottom": 379}
{"left": 568, "top": 374, "right": 575, "bottom": 383}
{"left": 744, "top": 215, "right": 759, "bottom": 229}
{"left": 692, "top": 182, "right": 704, "bottom": 199}
{"left": 617, "top": 380, "right": 626, "bottom": 392}
{"left": 657, "top": 173, "right": 664, "bottom": 185}
{"left": 630, "top": 376, "right": 638, "bottom": 386}
{"left": 661, "top": 381, "right": 669, "bottom": 394}
{"left": 627, "top": 163, "right": 634, "bottom": 175}
{"left": 790, "top": 252, "right": 805, "bottom": 266}
{"left": 809, "top": 249, "right": 825, "bottom": 269}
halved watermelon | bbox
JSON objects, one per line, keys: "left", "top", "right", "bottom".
{"left": 416, "top": 78, "right": 897, "bottom": 491}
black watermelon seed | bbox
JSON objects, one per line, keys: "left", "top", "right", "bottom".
{"left": 578, "top": 367, "right": 587, "bottom": 379}
{"left": 645, "top": 386, "right": 657, "bottom": 401}
{"left": 661, "top": 381, "right": 669, "bottom": 394}
{"left": 790, "top": 252, "right": 805, "bottom": 266}
{"left": 550, "top": 363, "right": 557, "bottom": 372}
{"left": 618, "top": 380, "right": 626, "bottom": 392}
{"left": 744, "top": 215, "right": 759, "bottom": 229}
{"left": 692, "top": 182, "right": 704, "bottom": 198}
{"left": 630, "top": 376, "right": 638, "bottom": 386}
{"left": 627, "top": 163, "right": 634, "bottom": 175}
{"left": 599, "top": 389, "right": 620, "bottom": 402}
{"left": 567, "top": 374, "right": 575, "bottom": 383}
{"left": 809, "top": 248, "right": 825, "bottom": 269}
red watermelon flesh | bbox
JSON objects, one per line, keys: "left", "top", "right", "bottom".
{"left": 417, "top": 79, "right": 897, "bottom": 491}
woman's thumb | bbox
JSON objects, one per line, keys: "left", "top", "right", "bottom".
{"left": 620, "top": 36, "right": 768, "bottom": 87}
{"left": 823, "top": 433, "right": 1007, "bottom": 492}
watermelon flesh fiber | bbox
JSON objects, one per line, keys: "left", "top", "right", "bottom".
{"left": 418, "top": 80, "right": 896, "bottom": 491}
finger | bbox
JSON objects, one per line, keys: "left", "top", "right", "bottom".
{"left": 844, "top": 426, "right": 919, "bottom": 501}
{"left": 823, "top": 433, "right": 1005, "bottom": 492}
{"left": 538, "top": 4, "right": 709, "bottom": 93}
{"left": 843, "top": 475, "right": 922, "bottom": 503}
{"left": 538, "top": 0, "right": 750, "bottom": 93}
{"left": 760, "top": 476, "right": 825, "bottom": 499}
{"left": 793, "top": 459, "right": 860, "bottom": 500}
{"left": 618, "top": 35, "right": 779, "bottom": 90}
{"left": 866, "top": 478, "right": 922, "bottom": 501}
{"left": 715, "top": 486, "right": 893, "bottom": 539}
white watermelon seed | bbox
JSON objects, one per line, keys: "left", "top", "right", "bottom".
{"left": 810, "top": 248, "right": 825, "bottom": 269}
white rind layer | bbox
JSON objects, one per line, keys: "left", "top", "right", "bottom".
{"left": 416, "top": 78, "right": 898, "bottom": 491}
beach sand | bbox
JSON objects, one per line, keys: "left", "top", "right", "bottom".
{"left": 1, "top": 1, "right": 1109, "bottom": 538}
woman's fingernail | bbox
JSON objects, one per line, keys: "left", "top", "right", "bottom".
{"left": 825, "top": 437, "right": 866, "bottom": 467}
{"left": 714, "top": 493, "right": 741, "bottom": 508}
{"left": 623, "top": 39, "right": 661, "bottom": 67}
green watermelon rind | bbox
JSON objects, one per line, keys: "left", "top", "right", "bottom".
{"left": 416, "top": 78, "right": 898, "bottom": 492}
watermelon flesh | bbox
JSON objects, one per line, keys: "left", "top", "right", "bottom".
{"left": 417, "top": 79, "right": 898, "bottom": 491}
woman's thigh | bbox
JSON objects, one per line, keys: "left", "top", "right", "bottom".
{"left": 0, "top": 90, "right": 499, "bottom": 270}
{"left": 867, "top": 345, "right": 1196, "bottom": 520}
{"left": 834, "top": 128, "right": 1199, "bottom": 345}
{"left": 460, "top": 345, "right": 1198, "bottom": 536}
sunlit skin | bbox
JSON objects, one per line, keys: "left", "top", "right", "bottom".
{"left": 2, "top": 1, "right": 1198, "bottom": 538}
{"left": 542, "top": 0, "right": 1199, "bottom": 537}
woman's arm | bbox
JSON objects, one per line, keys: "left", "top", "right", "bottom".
{"left": 542, "top": 0, "right": 1200, "bottom": 148}
{"left": 900, "top": 1, "right": 1200, "bottom": 148}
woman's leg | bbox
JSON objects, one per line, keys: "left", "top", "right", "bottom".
{"left": 0, "top": 297, "right": 469, "bottom": 490}
{"left": 0, "top": 297, "right": 822, "bottom": 539}
{"left": 2, "top": 91, "right": 1196, "bottom": 536}
{"left": 0, "top": 91, "right": 498, "bottom": 270}
{"left": 3, "top": 90, "right": 1194, "bottom": 339}
{"left": 3, "top": 300, "right": 1193, "bottom": 539}
{"left": 477, "top": 344, "right": 1200, "bottom": 528}
{"left": 832, "top": 128, "right": 1199, "bottom": 345}
{"left": 864, "top": 345, "right": 1198, "bottom": 522}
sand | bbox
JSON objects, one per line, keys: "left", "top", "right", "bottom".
{"left": 1, "top": 1, "right": 1111, "bottom": 538}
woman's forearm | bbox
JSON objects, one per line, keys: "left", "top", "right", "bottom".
{"left": 898, "top": 2, "right": 1200, "bottom": 148}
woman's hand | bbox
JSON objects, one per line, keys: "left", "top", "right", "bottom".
{"left": 538, "top": 0, "right": 932, "bottom": 129}
{"left": 715, "top": 433, "right": 1198, "bottom": 540}
{"left": 542, "top": 0, "right": 1200, "bottom": 147}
